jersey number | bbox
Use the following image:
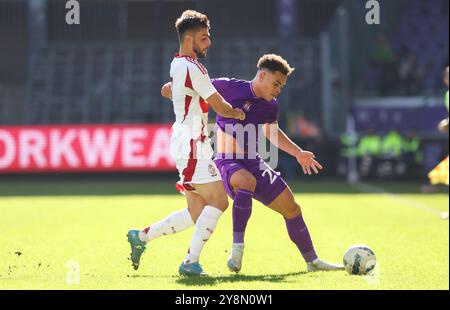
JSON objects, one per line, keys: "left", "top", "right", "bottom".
{"left": 262, "top": 168, "right": 279, "bottom": 185}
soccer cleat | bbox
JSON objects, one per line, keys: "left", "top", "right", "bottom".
{"left": 227, "top": 243, "right": 245, "bottom": 273}
{"left": 307, "top": 258, "right": 344, "bottom": 272}
{"left": 127, "top": 229, "right": 146, "bottom": 270}
{"left": 178, "top": 262, "right": 208, "bottom": 277}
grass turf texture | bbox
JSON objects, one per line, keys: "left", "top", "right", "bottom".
{"left": 0, "top": 180, "right": 448, "bottom": 290}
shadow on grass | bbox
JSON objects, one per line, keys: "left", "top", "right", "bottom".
{"left": 125, "top": 271, "right": 308, "bottom": 286}
{"left": 174, "top": 271, "right": 309, "bottom": 286}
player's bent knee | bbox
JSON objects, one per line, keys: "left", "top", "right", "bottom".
{"left": 231, "top": 174, "right": 257, "bottom": 192}
{"left": 284, "top": 203, "right": 302, "bottom": 219}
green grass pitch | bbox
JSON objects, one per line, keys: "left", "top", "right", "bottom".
{"left": 0, "top": 180, "right": 448, "bottom": 290}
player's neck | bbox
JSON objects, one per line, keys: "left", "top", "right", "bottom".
{"left": 250, "top": 80, "right": 264, "bottom": 99}
{"left": 178, "top": 47, "right": 197, "bottom": 60}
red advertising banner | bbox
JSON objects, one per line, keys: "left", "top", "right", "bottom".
{"left": 0, "top": 124, "right": 176, "bottom": 173}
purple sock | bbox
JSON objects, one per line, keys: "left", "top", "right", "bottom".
{"left": 285, "top": 215, "right": 318, "bottom": 263}
{"left": 232, "top": 189, "right": 254, "bottom": 243}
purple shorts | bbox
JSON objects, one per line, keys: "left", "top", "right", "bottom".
{"left": 214, "top": 154, "right": 288, "bottom": 206}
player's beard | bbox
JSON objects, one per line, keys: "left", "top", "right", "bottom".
{"left": 193, "top": 44, "right": 207, "bottom": 59}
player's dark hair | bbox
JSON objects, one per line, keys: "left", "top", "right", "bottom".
{"left": 175, "top": 10, "right": 210, "bottom": 42}
{"left": 257, "top": 54, "right": 295, "bottom": 76}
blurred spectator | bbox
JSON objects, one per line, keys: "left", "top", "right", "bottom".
{"left": 399, "top": 52, "right": 425, "bottom": 96}
{"left": 340, "top": 133, "right": 358, "bottom": 159}
{"left": 356, "top": 129, "right": 381, "bottom": 157}
{"left": 296, "top": 114, "right": 322, "bottom": 138}
{"left": 370, "top": 34, "right": 399, "bottom": 96}
{"left": 380, "top": 131, "right": 403, "bottom": 159}
{"left": 424, "top": 66, "right": 449, "bottom": 195}
{"left": 286, "top": 113, "right": 322, "bottom": 138}
{"left": 355, "top": 129, "right": 381, "bottom": 177}
{"left": 438, "top": 66, "right": 449, "bottom": 132}
{"left": 402, "top": 131, "right": 422, "bottom": 169}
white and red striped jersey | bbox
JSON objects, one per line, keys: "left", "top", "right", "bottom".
{"left": 170, "top": 54, "right": 217, "bottom": 142}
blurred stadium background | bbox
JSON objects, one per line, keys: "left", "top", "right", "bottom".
{"left": 0, "top": 0, "right": 448, "bottom": 182}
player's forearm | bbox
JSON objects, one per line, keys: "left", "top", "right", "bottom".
{"left": 277, "top": 128, "right": 303, "bottom": 157}
{"left": 208, "top": 93, "right": 242, "bottom": 119}
{"left": 263, "top": 125, "right": 302, "bottom": 156}
{"left": 214, "top": 101, "right": 240, "bottom": 118}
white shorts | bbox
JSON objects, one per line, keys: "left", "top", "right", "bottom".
{"left": 171, "top": 129, "right": 222, "bottom": 190}
{"left": 175, "top": 158, "right": 222, "bottom": 191}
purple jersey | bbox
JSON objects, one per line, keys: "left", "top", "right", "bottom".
{"left": 212, "top": 78, "right": 287, "bottom": 206}
{"left": 212, "top": 78, "right": 278, "bottom": 154}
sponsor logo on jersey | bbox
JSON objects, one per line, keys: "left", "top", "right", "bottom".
{"left": 243, "top": 101, "right": 252, "bottom": 112}
{"left": 208, "top": 164, "right": 218, "bottom": 177}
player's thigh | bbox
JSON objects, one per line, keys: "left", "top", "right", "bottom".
{"left": 214, "top": 158, "right": 247, "bottom": 200}
{"left": 185, "top": 190, "right": 206, "bottom": 223}
{"left": 266, "top": 187, "right": 301, "bottom": 219}
{"left": 230, "top": 169, "right": 257, "bottom": 192}
{"left": 193, "top": 181, "right": 229, "bottom": 212}
{"left": 250, "top": 159, "right": 288, "bottom": 207}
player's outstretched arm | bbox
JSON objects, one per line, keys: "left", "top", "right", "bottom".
{"left": 161, "top": 82, "right": 172, "bottom": 100}
{"left": 263, "top": 123, "right": 323, "bottom": 175}
{"left": 160, "top": 82, "right": 244, "bottom": 120}
{"left": 206, "top": 92, "right": 245, "bottom": 120}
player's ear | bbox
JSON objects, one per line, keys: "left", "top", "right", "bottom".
{"left": 182, "top": 32, "right": 193, "bottom": 45}
{"left": 258, "top": 70, "right": 266, "bottom": 82}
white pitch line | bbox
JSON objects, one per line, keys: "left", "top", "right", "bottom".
{"left": 353, "top": 182, "right": 447, "bottom": 219}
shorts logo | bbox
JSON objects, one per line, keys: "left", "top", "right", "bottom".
{"left": 208, "top": 164, "right": 218, "bottom": 177}
{"left": 243, "top": 101, "right": 252, "bottom": 112}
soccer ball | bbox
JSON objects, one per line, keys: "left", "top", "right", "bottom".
{"left": 343, "top": 245, "right": 376, "bottom": 275}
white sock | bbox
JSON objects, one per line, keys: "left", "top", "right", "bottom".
{"left": 184, "top": 206, "right": 223, "bottom": 264}
{"left": 139, "top": 208, "right": 194, "bottom": 242}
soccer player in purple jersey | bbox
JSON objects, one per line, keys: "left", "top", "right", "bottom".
{"left": 162, "top": 54, "right": 343, "bottom": 273}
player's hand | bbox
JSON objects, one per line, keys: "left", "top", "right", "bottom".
{"left": 438, "top": 118, "right": 449, "bottom": 132}
{"left": 161, "top": 82, "right": 172, "bottom": 100}
{"left": 295, "top": 150, "right": 323, "bottom": 175}
{"left": 233, "top": 108, "right": 246, "bottom": 121}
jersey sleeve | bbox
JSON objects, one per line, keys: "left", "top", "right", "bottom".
{"left": 211, "top": 78, "right": 230, "bottom": 96}
{"left": 189, "top": 64, "right": 217, "bottom": 99}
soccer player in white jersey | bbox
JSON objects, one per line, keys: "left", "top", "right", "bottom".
{"left": 127, "top": 10, "right": 245, "bottom": 277}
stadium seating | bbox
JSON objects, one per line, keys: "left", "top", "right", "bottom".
{"left": 23, "top": 40, "right": 319, "bottom": 125}
{"left": 364, "top": 0, "right": 449, "bottom": 94}
{"left": 389, "top": 0, "right": 449, "bottom": 91}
